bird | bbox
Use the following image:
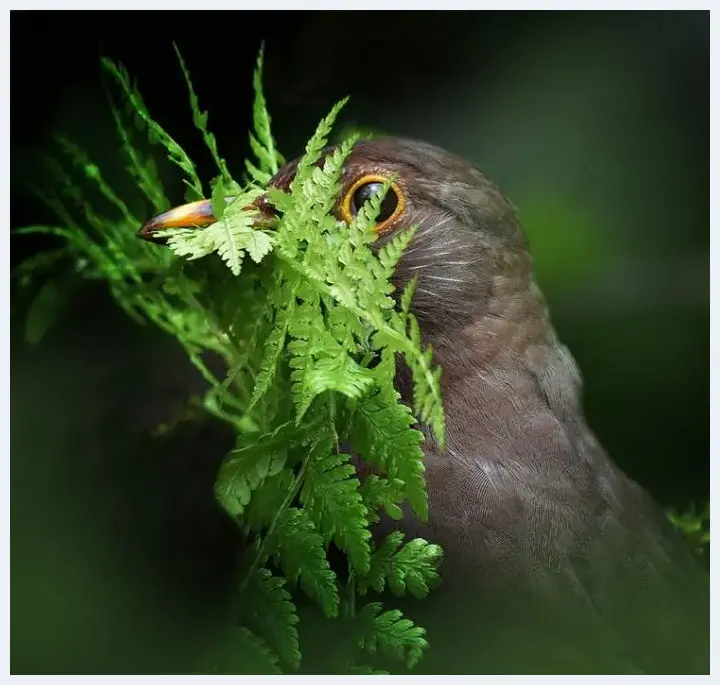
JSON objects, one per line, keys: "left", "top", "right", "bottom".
{"left": 138, "top": 137, "right": 709, "bottom": 674}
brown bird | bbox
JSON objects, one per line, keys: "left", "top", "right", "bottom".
{"left": 139, "top": 138, "right": 709, "bottom": 674}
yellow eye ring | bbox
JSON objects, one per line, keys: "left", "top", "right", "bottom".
{"left": 339, "top": 174, "right": 405, "bottom": 234}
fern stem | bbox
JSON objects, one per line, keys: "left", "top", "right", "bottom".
{"left": 347, "top": 566, "right": 357, "bottom": 617}
{"left": 239, "top": 454, "right": 310, "bottom": 595}
{"left": 105, "top": 84, "right": 168, "bottom": 213}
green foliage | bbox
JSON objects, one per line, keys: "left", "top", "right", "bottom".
{"left": 240, "top": 567, "right": 301, "bottom": 670}
{"left": 359, "top": 531, "right": 442, "bottom": 600}
{"left": 13, "top": 46, "right": 445, "bottom": 673}
{"left": 351, "top": 386, "right": 429, "bottom": 521}
{"left": 358, "top": 603, "right": 429, "bottom": 669}
{"left": 155, "top": 188, "right": 273, "bottom": 276}
{"left": 101, "top": 57, "right": 205, "bottom": 201}
{"left": 246, "top": 44, "right": 283, "bottom": 184}
{"left": 174, "top": 43, "right": 235, "bottom": 186}
{"left": 203, "top": 626, "right": 282, "bottom": 675}
{"left": 300, "top": 438, "right": 371, "bottom": 574}
{"left": 667, "top": 502, "right": 710, "bottom": 557}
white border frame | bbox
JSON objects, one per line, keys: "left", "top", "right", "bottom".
{"left": 3, "top": 5, "right": 713, "bottom": 682}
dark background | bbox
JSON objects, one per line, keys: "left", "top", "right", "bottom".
{"left": 11, "top": 10, "right": 709, "bottom": 674}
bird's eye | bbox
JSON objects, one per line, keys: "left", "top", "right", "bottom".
{"left": 351, "top": 182, "right": 397, "bottom": 219}
{"left": 339, "top": 174, "right": 405, "bottom": 234}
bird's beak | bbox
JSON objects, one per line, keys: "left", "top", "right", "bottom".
{"left": 137, "top": 196, "right": 275, "bottom": 243}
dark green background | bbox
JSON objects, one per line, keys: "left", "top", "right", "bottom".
{"left": 11, "top": 10, "right": 708, "bottom": 674}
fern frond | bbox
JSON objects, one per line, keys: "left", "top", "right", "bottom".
{"left": 358, "top": 603, "right": 428, "bottom": 669}
{"left": 377, "top": 225, "right": 418, "bottom": 278}
{"left": 214, "top": 440, "right": 287, "bottom": 518}
{"left": 102, "top": 57, "right": 205, "bottom": 200}
{"left": 357, "top": 474, "right": 406, "bottom": 524}
{"left": 12, "top": 247, "right": 72, "bottom": 288}
{"left": 300, "top": 437, "right": 371, "bottom": 574}
{"left": 350, "top": 387, "right": 428, "bottom": 522}
{"left": 103, "top": 76, "right": 168, "bottom": 213}
{"left": 241, "top": 567, "right": 301, "bottom": 670}
{"left": 358, "top": 531, "right": 442, "bottom": 599}
{"left": 244, "top": 468, "right": 296, "bottom": 532}
{"left": 224, "top": 627, "right": 282, "bottom": 674}
{"left": 174, "top": 43, "right": 234, "bottom": 184}
{"left": 249, "top": 275, "right": 297, "bottom": 410}
{"left": 17, "top": 49, "right": 449, "bottom": 674}
{"left": 246, "top": 45, "right": 283, "bottom": 183}
{"left": 156, "top": 188, "right": 272, "bottom": 276}
{"left": 268, "top": 506, "right": 340, "bottom": 618}
{"left": 291, "top": 97, "right": 349, "bottom": 192}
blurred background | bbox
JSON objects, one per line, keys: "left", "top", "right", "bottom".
{"left": 11, "top": 10, "right": 708, "bottom": 674}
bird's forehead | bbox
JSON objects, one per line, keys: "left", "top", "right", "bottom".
{"left": 269, "top": 138, "right": 481, "bottom": 195}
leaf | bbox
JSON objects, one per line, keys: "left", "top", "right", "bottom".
{"left": 210, "top": 175, "right": 231, "bottom": 220}
{"left": 241, "top": 567, "right": 301, "bottom": 670}
{"left": 304, "top": 353, "right": 376, "bottom": 403}
{"left": 12, "top": 247, "right": 72, "bottom": 288}
{"left": 350, "top": 387, "right": 428, "bottom": 521}
{"left": 244, "top": 468, "right": 295, "bottom": 532}
{"left": 249, "top": 297, "right": 294, "bottom": 410}
{"left": 23, "top": 274, "right": 79, "bottom": 345}
{"left": 358, "top": 532, "right": 443, "bottom": 599}
{"left": 174, "top": 42, "right": 233, "bottom": 182}
{"left": 156, "top": 189, "right": 272, "bottom": 276}
{"left": 214, "top": 442, "right": 287, "bottom": 517}
{"left": 300, "top": 439, "right": 372, "bottom": 574}
{"left": 103, "top": 76, "right": 168, "bottom": 213}
{"left": 358, "top": 603, "right": 428, "bottom": 669}
{"left": 245, "top": 157, "right": 271, "bottom": 185}
{"left": 244, "top": 229, "right": 274, "bottom": 264}
{"left": 202, "top": 626, "right": 282, "bottom": 674}
{"left": 268, "top": 507, "right": 340, "bottom": 618}
{"left": 248, "top": 45, "right": 281, "bottom": 178}
{"left": 358, "top": 475, "right": 406, "bottom": 524}
{"left": 291, "top": 96, "right": 349, "bottom": 191}
{"left": 102, "top": 57, "right": 204, "bottom": 199}
{"left": 265, "top": 187, "right": 293, "bottom": 213}
{"left": 377, "top": 225, "right": 417, "bottom": 277}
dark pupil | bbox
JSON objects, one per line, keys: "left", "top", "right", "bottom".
{"left": 351, "top": 182, "right": 398, "bottom": 221}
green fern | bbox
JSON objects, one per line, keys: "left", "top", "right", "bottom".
{"left": 246, "top": 44, "right": 283, "bottom": 184}
{"left": 358, "top": 603, "right": 429, "bottom": 669}
{"left": 101, "top": 57, "right": 205, "bottom": 200}
{"left": 300, "top": 437, "right": 372, "bottom": 574}
{"left": 268, "top": 506, "right": 340, "bottom": 618}
{"left": 13, "top": 45, "right": 446, "bottom": 675}
{"left": 214, "top": 439, "right": 287, "bottom": 518}
{"left": 358, "top": 474, "right": 406, "bottom": 524}
{"left": 359, "top": 531, "right": 443, "bottom": 599}
{"left": 350, "top": 386, "right": 428, "bottom": 521}
{"left": 667, "top": 502, "right": 710, "bottom": 556}
{"left": 174, "top": 42, "right": 235, "bottom": 184}
{"left": 155, "top": 188, "right": 273, "bottom": 276}
{"left": 208, "top": 627, "right": 282, "bottom": 675}
{"left": 241, "top": 567, "right": 301, "bottom": 670}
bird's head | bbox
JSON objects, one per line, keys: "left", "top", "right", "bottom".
{"left": 139, "top": 138, "right": 538, "bottom": 336}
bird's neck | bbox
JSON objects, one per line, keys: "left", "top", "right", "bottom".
{"left": 421, "top": 285, "right": 585, "bottom": 453}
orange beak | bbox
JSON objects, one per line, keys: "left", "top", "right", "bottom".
{"left": 137, "top": 196, "right": 275, "bottom": 243}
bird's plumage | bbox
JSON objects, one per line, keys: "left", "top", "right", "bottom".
{"left": 142, "top": 136, "right": 709, "bottom": 673}
{"left": 267, "top": 138, "right": 708, "bottom": 673}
